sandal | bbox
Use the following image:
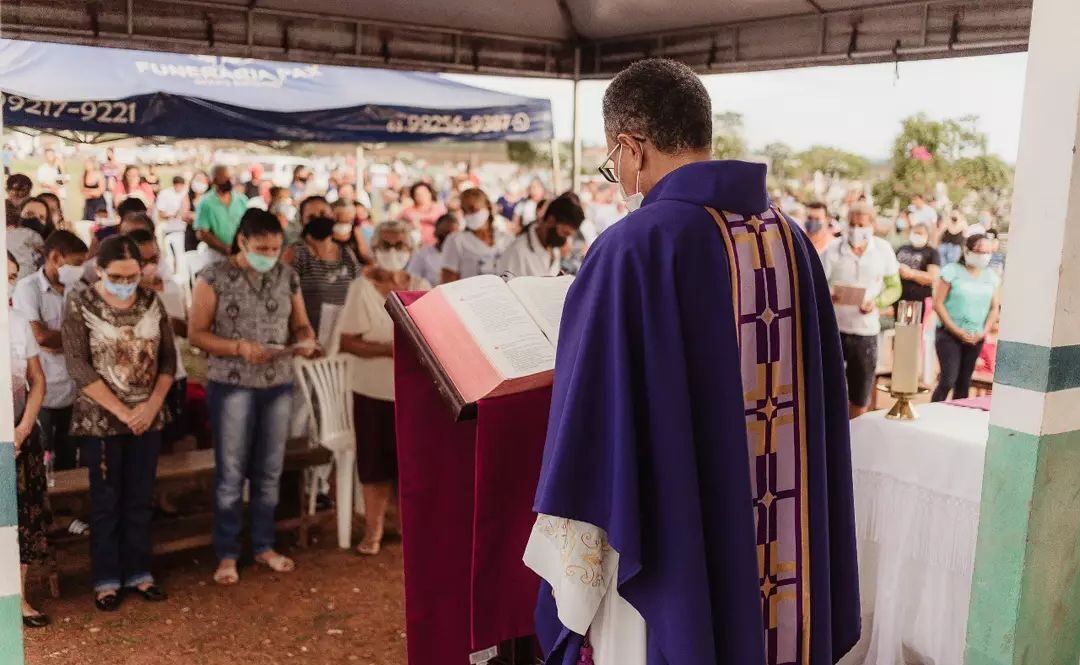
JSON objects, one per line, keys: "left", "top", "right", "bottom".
{"left": 213, "top": 560, "right": 240, "bottom": 586}
{"left": 356, "top": 538, "right": 382, "bottom": 556}
{"left": 254, "top": 552, "right": 295, "bottom": 573}
{"left": 357, "top": 522, "right": 384, "bottom": 556}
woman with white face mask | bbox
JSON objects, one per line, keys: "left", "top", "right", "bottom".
{"left": 439, "top": 188, "right": 513, "bottom": 284}
{"left": 370, "top": 220, "right": 414, "bottom": 272}
{"left": 931, "top": 233, "right": 1000, "bottom": 402}
{"left": 337, "top": 233, "right": 428, "bottom": 555}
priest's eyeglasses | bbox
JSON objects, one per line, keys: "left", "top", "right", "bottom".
{"left": 597, "top": 145, "right": 620, "bottom": 184}
{"left": 597, "top": 138, "right": 645, "bottom": 184}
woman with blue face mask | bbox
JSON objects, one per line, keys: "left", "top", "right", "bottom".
{"left": 61, "top": 235, "right": 178, "bottom": 612}
{"left": 931, "top": 233, "right": 1001, "bottom": 402}
{"left": 189, "top": 209, "right": 319, "bottom": 587}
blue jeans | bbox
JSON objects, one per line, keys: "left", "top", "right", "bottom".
{"left": 208, "top": 381, "right": 293, "bottom": 561}
{"left": 81, "top": 431, "right": 161, "bottom": 593}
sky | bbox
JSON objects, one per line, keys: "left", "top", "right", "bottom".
{"left": 446, "top": 52, "right": 1029, "bottom": 162}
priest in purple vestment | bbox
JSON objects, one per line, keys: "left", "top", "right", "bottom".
{"left": 524, "top": 59, "right": 860, "bottom": 665}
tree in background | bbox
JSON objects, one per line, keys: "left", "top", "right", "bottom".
{"left": 506, "top": 141, "right": 546, "bottom": 167}
{"left": 713, "top": 112, "right": 747, "bottom": 160}
{"left": 872, "top": 113, "right": 1011, "bottom": 213}
{"left": 794, "top": 145, "right": 869, "bottom": 180}
{"left": 762, "top": 142, "right": 795, "bottom": 184}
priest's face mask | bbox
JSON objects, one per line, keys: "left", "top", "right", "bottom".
{"left": 599, "top": 135, "right": 646, "bottom": 212}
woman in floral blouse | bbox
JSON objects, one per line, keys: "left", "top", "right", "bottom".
{"left": 188, "top": 209, "right": 319, "bottom": 586}
{"left": 62, "top": 235, "right": 177, "bottom": 612}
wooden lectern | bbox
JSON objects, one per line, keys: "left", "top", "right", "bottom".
{"left": 387, "top": 292, "right": 547, "bottom": 665}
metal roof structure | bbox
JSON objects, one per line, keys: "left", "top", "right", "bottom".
{"left": 1, "top": 0, "right": 1032, "bottom": 80}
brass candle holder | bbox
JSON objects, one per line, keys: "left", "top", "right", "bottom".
{"left": 877, "top": 383, "right": 930, "bottom": 420}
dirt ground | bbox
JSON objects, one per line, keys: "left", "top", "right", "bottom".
{"left": 22, "top": 537, "right": 407, "bottom": 665}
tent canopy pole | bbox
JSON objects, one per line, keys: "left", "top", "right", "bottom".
{"left": 571, "top": 46, "right": 582, "bottom": 194}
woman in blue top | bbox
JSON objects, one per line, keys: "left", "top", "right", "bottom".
{"left": 931, "top": 234, "right": 1001, "bottom": 401}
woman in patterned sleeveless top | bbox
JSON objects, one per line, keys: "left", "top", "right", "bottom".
{"left": 188, "top": 209, "right": 319, "bottom": 587}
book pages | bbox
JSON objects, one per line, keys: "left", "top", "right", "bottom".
{"left": 439, "top": 275, "right": 555, "bottom": 380}
{"left": 508, "top": 275, "right": 574, "bottom": 348}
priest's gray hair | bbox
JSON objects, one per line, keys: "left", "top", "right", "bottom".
{"left": 602, "top": 58, "right": 713, "bottom": 154}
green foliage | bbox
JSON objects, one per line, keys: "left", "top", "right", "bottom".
{"left": 874, "top": 113, "right": 1011, "bottom": 209}
{"left": 762, "top": 142, "right": 795, "bottom": 182}
{"left": 712, "top": 111, "right": 747, "bottom": 160}
{"left": 506, "top": 141, "right": 545, "bottom": 167}
{"left": 794, "top": 145, "right": 868, "bottom": 180}
{"left": 951, "top": 154, "right": 1012, "bottom": 193}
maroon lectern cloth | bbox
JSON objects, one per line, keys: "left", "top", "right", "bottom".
{"left": 395, "top": 292, "right": 477, "bottom": 664}
{"left": 393, "top": 291, "right": 547, "bottom": 664}
{"left": 471, "top": 390, "right": 550, "bottom": 650}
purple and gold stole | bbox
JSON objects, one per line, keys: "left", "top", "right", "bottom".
{"left": 707, "top": 206, "right": 811, "bottom": 665}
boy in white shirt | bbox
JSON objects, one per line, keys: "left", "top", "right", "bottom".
{"left": 12, "top": 230, "right": 89, "bottom": 470}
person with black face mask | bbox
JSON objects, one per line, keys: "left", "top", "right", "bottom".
{"left": 495, "top": 194, "right": 584, "bottom": 277}
{"left": 292, "top": 214, "right": 362, "bottom": 338}
{"left": 194, "top": 164, "right": 248, "bottom": 262}
{"left": 803, "top": 201, "right": 836, "bottom": 254}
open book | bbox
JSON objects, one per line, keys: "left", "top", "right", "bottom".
{"left": 392, "top": 274, "right": 574, "bottom": 418}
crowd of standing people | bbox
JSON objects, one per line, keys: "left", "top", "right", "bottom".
{"left": 3, "top": 143, "right": 1006, "bottom": 631}
{"left": 3, "top": 146, "right": 596, "bottom": 627}
{"left": 792, "top": 191, "right": 1003, "bottom": 416}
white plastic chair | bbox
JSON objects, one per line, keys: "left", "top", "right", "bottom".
{"left": 183, "top": 249, "right": 210, "bottom": 310}
{"left": 166, "top": 232, "right": 188, "bottom": 286}
{"left": 294, "top": 355, "right": 357, "bottom": 549}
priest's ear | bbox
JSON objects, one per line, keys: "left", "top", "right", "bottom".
{"left": 615, "top": 134, "right": 645, "bottom": 175}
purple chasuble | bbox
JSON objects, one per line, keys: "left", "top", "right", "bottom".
{"left": 532, "top": 160, "right": 860, "bottom": 665}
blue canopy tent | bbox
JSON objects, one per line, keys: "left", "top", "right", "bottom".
{"left": 0, "top": 39, "right": 553, "bottom": 143}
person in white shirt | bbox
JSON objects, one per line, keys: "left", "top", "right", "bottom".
{"left": 12, "top": 230, "right": 89, "bottom": 470}
{"left": 406, "top": 213, "right": 458, "bottom": 287}
{"left": 154, "top": 176, "right": 189, "bottom": 236}
{"left": 511, "top": 178, "right": 547, "bottom": 232}
{"left": 35, "top": 148, "right": 67, "bottom": 200}
{"left": 586, "top": 183, "right": 623, "bottom": 237}
{"left": 496, "top": 194, "right": 584, "bottom": 277}
{"left": 441, "top": 188, "right": 513, "bottom": 283}
{"left": 820, "top": 201, "right": 902, "bottom": 418}
{"left": 909, "top": 193, "right": 938, "bottom": 228}
{"left": 338, "top": 254, "right": 428, "bottom": 556}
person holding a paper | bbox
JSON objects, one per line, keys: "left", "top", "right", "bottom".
{"left": 188, "top": 210, "right": 320, "bottom": 586}
{"left": 525, "top": 59, "right": 860, "bottom": 665}
{"left": 821, "top": 201, "right": 901, "bottom": 418}
{"left": 495, "top": 194, "right": 584, "bottom": 278}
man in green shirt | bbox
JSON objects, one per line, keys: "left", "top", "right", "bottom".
{"left": 195, "top": 165, "right": 248, "bottom": 258}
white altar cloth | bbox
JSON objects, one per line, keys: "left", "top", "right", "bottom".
{"left": 843, "top": 404, "right": 989, "bottom": 665}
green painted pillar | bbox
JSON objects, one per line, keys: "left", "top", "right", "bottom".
{"left": 965, "top": 1, "right": 1080, "bottom": 663}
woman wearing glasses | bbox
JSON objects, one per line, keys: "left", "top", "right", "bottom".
{"left": 440, "top": 188, "right": 512, "bottom": 283}
{"left": 62, "top": 235, "right": 178, "bottom": 612}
